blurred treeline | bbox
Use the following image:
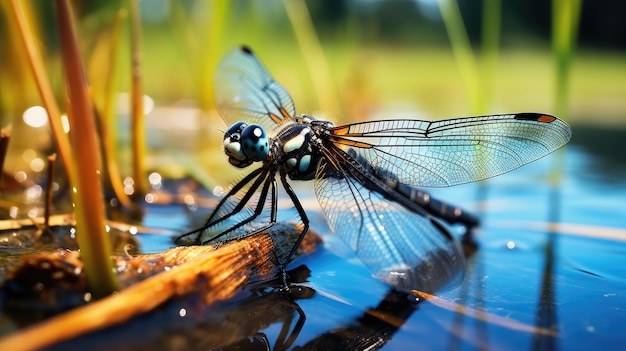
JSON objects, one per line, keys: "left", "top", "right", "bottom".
{"left": 9, "top": 0, "right": 625, "bottom": 49}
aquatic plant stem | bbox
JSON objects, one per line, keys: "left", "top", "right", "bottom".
{"left": 96, "top": 9, "right": 132, "bottom": 208}
{"left": 552, "top": 0, "right": 583, "bottom": 119}
{"left": 55, "top": 0, "right": 119, "bottom": 297}
{"left": 282, "top": 0, "right": 340, "bottom": 116}
{"left": 200, "top": 0, "right": 230, "bottom": 111}
{"left": 44, "top": 154, "right": 56, "bottom": 230}
{"left": 437, "top": 0, "right": 484, "bottom": 115}
{"left": 480, "top": 0, "right": 501, "bottom": 110}
{"left": 7, "top": 0, "right": 74, "bottom": 185}
{"left": 549, "top": 0, "right": 581, "bottom": 187}
{"left": 129, "top": 0, "right": 147, "bottom": 197}
{"left": 0, "top": 129, "right": 10, "bottom": 190}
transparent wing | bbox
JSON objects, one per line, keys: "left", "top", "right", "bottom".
{"left": 314, "top": 159, "right": 465, "bottom": 293}
{"left": 214, "top": 46, "right": 296, "bottom": 131}
{"left": 329, "top": 113, "right": 572, "bottom": 187}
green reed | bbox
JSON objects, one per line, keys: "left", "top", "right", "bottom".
{"left": 552, "top": 0, "right": 583, "bottom": 119}
{"left": 437, "top": 0, "right": 500, "bottom": 115}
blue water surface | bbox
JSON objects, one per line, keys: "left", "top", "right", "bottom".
{"left": 54, "top": 124, "right": 626, "bottom": 350}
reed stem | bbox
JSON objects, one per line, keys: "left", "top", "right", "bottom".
{"left": 129, "top": 0, "right": 147, "bottom": 197}
{"left": 282, "top": 0, "right": 340, "bottom": 116}
{"left": 7, "top": 0, "right": 74, "bottom": 185}
{"left": 552, "top": 0, "right": 583, "bottom": 119}
{"left": 480, "top": 0, "right": 501, "bottom": 111}
{"left": 437, "top": 0, "right": 484, "bottom": 115}
{"left": 0, "top": 129, "right": 10, "bottom": 191}
{"left": 55, "top": 0, "right": 119, "bottom": 297}
{"left": 98, "top": 9, "right": 132, "bottom": 208}
{"left": 44, "top": 154, "right": 56, "bottom": 230}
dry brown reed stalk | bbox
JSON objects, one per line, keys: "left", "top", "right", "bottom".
{"left": 7, "top": 0, "right": 74, "bottom": 185}
{"left": 43, "top": 154, "right": 56, "bottom": 230}
{"left": 55, "top": 0, "right": 119, "bottom": 297}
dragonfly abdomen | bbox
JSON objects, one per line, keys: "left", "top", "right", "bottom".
{"left": 347, "top": 148, "right": 479, "bottom": 228}
{"left": 386, "top": 179, "right": 480, "bottom": 228}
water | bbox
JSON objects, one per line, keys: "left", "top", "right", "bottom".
{"left": 7, "top": 124, "right": 626, "bottom": 350}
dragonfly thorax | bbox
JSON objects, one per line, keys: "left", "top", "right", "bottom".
{"left": 274, "top": 120, "right": 324, "bottom": 181}
{"left": 223, "top": 121, "right": 270, "bottom": 168}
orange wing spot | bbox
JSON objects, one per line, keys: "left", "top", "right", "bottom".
{"left": 268, "top": 113, "right": 282, "bottom": 124}
{"left": 278, "top": 107, "right": 291, "bottom": 118}
{"left": 514, "top": 113, "right": 557, "bottom": 123}
{"left": 330, "top": 126, "right": 350, "bottom": 136}
{"left": 332, "top": 136, "right": 373, "bottom": 149}
{"left": 537, "top": 114, "right": 557, "bottom": 123}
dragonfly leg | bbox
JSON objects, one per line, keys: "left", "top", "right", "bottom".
{"left": 200, "top": 170, "right": 277, "bottom": 245}
{"left": 278, "top": 171, "right": 310, "bottom": 292}
{"left": 174, "top": 168, "right": 267, "bottom": 245}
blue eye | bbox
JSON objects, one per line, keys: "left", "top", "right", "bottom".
{"left": 241, "top": 124, "right": 269, "bottom": 161}
{"left": 224, "top": 121, "right": 247, "bottom": 142}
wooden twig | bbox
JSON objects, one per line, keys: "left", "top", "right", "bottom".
{"left": 0, "top": 233, "right": 281, "bottom": 351}
{"left": 412, "top": 290, "right": 558, "bottom": 337}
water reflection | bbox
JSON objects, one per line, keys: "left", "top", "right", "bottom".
{"left": 44, "top": 261, "right": 430, "bottom": 351}
{"left": 570, "top": 125, "right": 626, "bottom": 183}
{"left": 295, "top": 290, "right": 418, "bottom": 351}
{"left": 532, "top": 186, "right": 562, "bottom": 350}
{"left": 45, "top": 265, "right": 314, "bottom": 351}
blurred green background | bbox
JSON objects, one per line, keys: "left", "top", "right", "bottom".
{"left": 3, "top": 0, "right": 625, "bottom": 118}
{"left": 1, "top": 0, "right": 625, "bottom": 184}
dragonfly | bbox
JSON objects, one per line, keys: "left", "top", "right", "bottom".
{"left": 176, "top": 45, "right": 572, "bottom": 293}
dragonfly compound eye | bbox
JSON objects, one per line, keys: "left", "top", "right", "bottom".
{"left": 223, "top": 122, "right": 252, "bottom": 167}
{"left": 241, "top": 124, "right": 269, "bottom": 161}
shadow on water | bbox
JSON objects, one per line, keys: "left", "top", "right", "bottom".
{"left": 444, "top": 182, "right": 491, "bottom": 351}
{"left": 570, "top": 124, "right": 626, "bottom": 182}
{"left": 532, "top": 186, "right": 561, "bottom": 350}
{"left": 294, "top": 290, "right": 418, "bottom": 351}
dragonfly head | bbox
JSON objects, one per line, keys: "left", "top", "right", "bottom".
{"left": 223, "top": 122, "right": 270, "bottom": 168}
